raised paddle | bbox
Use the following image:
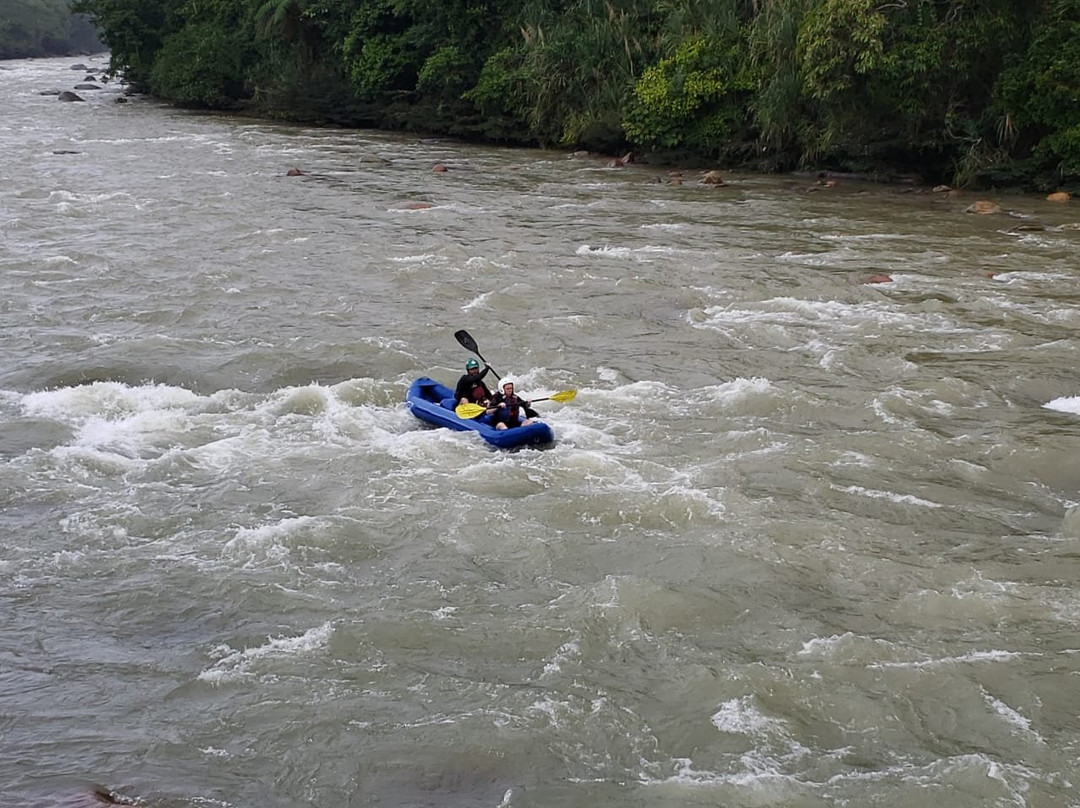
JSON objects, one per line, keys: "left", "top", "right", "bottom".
{"left": 455, "top": 390, "right": 576, "bottom": 419}
{"left": 454, "top": 329, "right": 501, "bottom": 381}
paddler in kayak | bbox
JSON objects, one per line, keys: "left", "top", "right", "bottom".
{"left": 489, "top": 379, "right": 538, "bottom": 430}
{"left": 455, "top": 358, "right": 494, "bottom": 407}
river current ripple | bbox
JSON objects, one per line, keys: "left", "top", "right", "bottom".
{"left": 2, "top": 56, "right": 1080, "bottom": 808}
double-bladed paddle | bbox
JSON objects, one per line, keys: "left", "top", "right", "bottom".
{"left": 454, "top": 329, "right": 501, "bottom": 381}
{"left": 455, "top": 389, "right": 577, "bottom": 419}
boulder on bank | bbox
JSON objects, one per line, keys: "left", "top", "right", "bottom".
{"left": 965, "top": 200, "right": 1003, "bottom": 215}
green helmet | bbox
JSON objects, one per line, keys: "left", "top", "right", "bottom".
{"left": 465, "top": 358, "right": 480, "bottom": 370}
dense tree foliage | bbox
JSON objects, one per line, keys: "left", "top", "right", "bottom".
{"left": 70, "top": 0, "right": 1079, "bottom": 188}
{"left": 0, "top": 0, "right": 103, "bottom": 58}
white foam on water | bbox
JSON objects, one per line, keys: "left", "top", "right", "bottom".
{"left": 988, "top": 270, "right": 1074, "bottom": 284}
{"left": 198, "top": 622, "right": 333, "bottom": 683}
{"left": 1044, "top": 396, "right": 1080, "bottom": 415}
{"left": 539, "top": 640, "right": 581, "bottom": 678}
{"left": 694, "top": 297, "right": 1001, "bottom": 349}
{"left": 710, "top": 696, "right": 779, "bottom": 735}
{"left": 22, "top": 381, "right": 201, "bottom": 422}
{"left": 526, "top": 696, "right": 569, "bottom": 727}
{"left": 222, "top": 515, "right": 321, "bottom": 568}
{"left": 830, "top": 451, "right": 875, "bottom": 468}
{"left": 868, "top": 649, "right": 1023, "bottom": 670}
{"left": 982, "top": 690, "right": 1043, "bottom": 743}
{"left": 699, "top": 377, "right": 777, "bottom": 404}
{"left": 388, "top": 252, "right": 442, "bottom": 264}
{"left": 577, "top": 244, "right": 634, "bottom": 258}
{"left": 596, "top": 366, "right": 621, "bottom": 384}
{"left": 462, "top": 290, "right": 494, "bottom": 311}
{"left": 819, "top": 232, "right": 912, "bottom": 242}
{"left": 797, "top": 632, "right": 904, "bottom": 665}
{"left": 575, "top": 243, "right": 695, "bottom": 260}
{"left": 834, "top": 485, "right": 942, "bottom": 509}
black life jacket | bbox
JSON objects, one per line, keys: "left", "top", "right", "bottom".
{"left": 502, "top": 393, "right": 521, "bottom": 422}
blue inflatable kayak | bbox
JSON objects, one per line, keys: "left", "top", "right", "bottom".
{"left": 406, "top": 377, "right": 555, "bottom": 449}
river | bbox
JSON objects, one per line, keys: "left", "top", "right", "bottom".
{"left": 2, "top": 55, "right": 1080, "bottom": 808}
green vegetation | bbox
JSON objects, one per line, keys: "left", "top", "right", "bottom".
{"left": 0, "top": 0, "right": 103, "bottom": 59}
{"left": 71, "top": 0, "right": 1080, "bottom": 189}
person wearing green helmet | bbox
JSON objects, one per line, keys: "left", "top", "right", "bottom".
{"left": 454, "top": 357, "right": 494, "bottom": 408}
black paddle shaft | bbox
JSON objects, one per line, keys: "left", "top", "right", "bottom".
{"left": 454, "top": 330, "right": 501, "bottom": 380}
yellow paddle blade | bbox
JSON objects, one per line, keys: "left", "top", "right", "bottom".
{"left": 455, "top": 402, "right": 487, "bottom": 419}
{"left": 547, "top": 389, "right": 577, "bottom": 403}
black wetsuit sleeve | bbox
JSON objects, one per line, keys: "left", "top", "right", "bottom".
{"left": 453, "top": 375, "right": 471, "bottom": 401}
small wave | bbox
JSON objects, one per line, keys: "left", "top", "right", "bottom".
{"left": 222, "top": 515, "right": 322, "bottom": 567}
{"left": 462, "top": 290, "right": 494, "bottom": 311}
{"left": 388, "top": 253, "right": 440, "bottom": 263}
{"left": 576, "top": 243, "right": 694, "bottom": 259}
{"left": 22, "top": 381, "right": 200, "bottom": 421}
{"left": 197, "top": 622, "right": 333, "bottom": 683}
{"left": 711, "top": 696, "right": 780, "bottom": 735}
{"left": 798, "top": 632, "right": 904, "bottom": 665}
{"left": 983, "top": 691, "right": 1043, "bottom": 743}
{"left": 1044, "top": 395, "right": 1080, "bottom": 415}
{"left": 868, "top": 649, "right": 1023, "bottom": 670}
{"left": 835, "top": 485, "right": 942, "bottom": 509}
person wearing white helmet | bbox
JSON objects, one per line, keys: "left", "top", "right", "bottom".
{"left": 489, "top": 378, "right": 537, "bottom": 430}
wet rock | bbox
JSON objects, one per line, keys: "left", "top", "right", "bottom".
{"left": 70, "top": 63, "right": 88, "bottom": 70}
{"left": 53, "top": 150, "right": 80, "bottom": 155}
{"left": 39, "top": 88, "right": 62, "bottom": 95}
{"left": 41, "top": 784, "right": 139, "bottom": 807}
{"left": 286, "top": 167, "right": 305, "bottom": 176}
{"left": 58, "top": 91, "right": 84, "bottom": 102}
{"left": 74, "top": 83, "right": 102, "bottom": 90}
{"left": 965, "top": 200, "right": 1003, "bottom": 215}
{"left": 433, "top": 164, "right": 448, "bottom": 172}
{"left": 700, "top": 170, "right": 725, "bottom": 185}
{"left": 933, "top": 184, "right": 952, "bottom": 193}
{"left": 607, "top": 152, "right": 633, "bottom": 167}
{"left": 865, "top": 274, "right": 893, "bottom": 284}
{"left": 402, "top": 202, "right": 434, "bottom": 210}
{"left": 115, "top": 97, "right": 128, "bottom": 104}
{"left": 1047, "top": 191, "right": 1071, "bottom": 203}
